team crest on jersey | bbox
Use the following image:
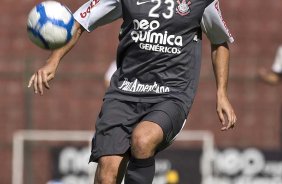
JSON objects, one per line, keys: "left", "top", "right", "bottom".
{"left": 176, "top": 0, "right": 192, "bottom": 16}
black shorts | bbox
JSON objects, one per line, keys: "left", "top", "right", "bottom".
{"left": 89, "top": 98, "right": 188, "bottom": 162}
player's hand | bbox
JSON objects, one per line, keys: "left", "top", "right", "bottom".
{"left": 216, "top": 94, "right": 237, "bottom": 131}
{"left": 28, "top": 60, "right": 58, "bottom": 95}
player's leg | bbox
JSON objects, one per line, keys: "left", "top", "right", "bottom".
{"left": 131, "top": 121, "right": 164, "bottom": 158}
{"left": 90, "top": 99, "right": 137, "bottom": 184}
{"left": 124, "top": 121, "right": 163, "bottom": 184}
{"left": 94, "top": 154, "right": 128, "bottom": 184}
{"left": 124, "top": 100, "right": 187, "bottom": 184}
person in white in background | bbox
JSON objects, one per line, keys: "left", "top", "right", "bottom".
{"left": 104, "top": 0, "right": 234, "bottom": 87}
{"left": 105, "top": 61, "right": 117, "bottom": 87}
{"left": 259, "top": 46, "right": 282, "bottom": 85}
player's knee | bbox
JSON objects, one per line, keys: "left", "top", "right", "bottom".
{"left": 131, "top": 131, "right": 157, "bottom": 158}
{"left": 131, "top": 121, "right": 164, "bottom": 158}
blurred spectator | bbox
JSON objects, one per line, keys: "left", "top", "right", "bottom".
{"left": 259, "top": 46, "right": 282, "bottom": 85}
{"left": 104, "top": 60, "right": 116, "bottom": 87}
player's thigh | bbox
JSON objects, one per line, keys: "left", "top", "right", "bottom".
{"left": 141, "top": 100, "right": 187, "bottom": 151}
{"left": 90, "top": 99, "right": 139, "bottom": 162}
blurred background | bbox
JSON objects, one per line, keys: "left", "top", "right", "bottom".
{"left": 1, "top": 0, "right": 282, "bottom": 184}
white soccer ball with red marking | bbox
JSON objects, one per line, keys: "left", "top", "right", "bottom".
{"left": 27, "top": 1, "right": 75, "bottom": 50}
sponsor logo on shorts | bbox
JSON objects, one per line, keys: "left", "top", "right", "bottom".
{"left": 80, "top": 0, "right": 100, "bottom": 18}
{"left": 119, "top": 78, "right": 170, "bottom": 93}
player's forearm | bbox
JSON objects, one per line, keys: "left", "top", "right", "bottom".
{"left": 211, "top": 42, "right": 230, "bottom": 97}
{"left": 48, "top": 21, "right": 84, "bottom": 66}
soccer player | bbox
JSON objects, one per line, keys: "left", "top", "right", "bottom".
{"left": 259, "top": 46, "right": 282, "bottom": 85}
{"left": 28, "top": 0, "right": 237, "bottom": 183}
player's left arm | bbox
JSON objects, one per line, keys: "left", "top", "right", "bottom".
{"left": 202, "top": 0, "right": 236, "bottom": 130}
{"left": 211, "top": 43, "right": 236, "bottom": 131}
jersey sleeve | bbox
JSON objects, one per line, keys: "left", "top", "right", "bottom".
{"left": 73, "top": 0, "right": 122, "bottom": 32}
{"left": 201, "top": 0, "right": 234, "bottom": 44}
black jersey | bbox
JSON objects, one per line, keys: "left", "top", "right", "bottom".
{"left": 103, "top": 0, "right": 213, "bottom": 110}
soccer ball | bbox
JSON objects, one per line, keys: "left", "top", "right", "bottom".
{"left": 27, "top": 1, "right": 75, "bottom": 50}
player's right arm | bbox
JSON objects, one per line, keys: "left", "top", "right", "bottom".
{"left": 28, "top": 21, "right": 84, "bottom": 95}
{"left": 28, "top": 0, "right": 122, "bottom": 95}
